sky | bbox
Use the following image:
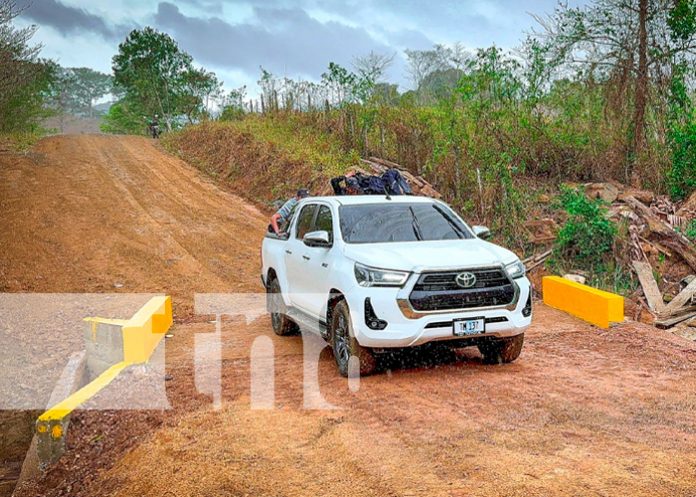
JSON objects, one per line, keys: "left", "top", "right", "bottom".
{"left": 15, "top": 0, "right": 584, "bottom": 96}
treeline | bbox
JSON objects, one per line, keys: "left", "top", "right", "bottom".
{"left": 3, "top": 0, "right": 695, "bottom": 207}
{"left": 0, "top": 1, "right": 222, "bottom": 136}
{"left": 221, "top": 0, "right": 696, "bottom": 209}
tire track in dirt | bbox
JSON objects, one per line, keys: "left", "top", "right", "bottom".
{"left": 2, "top": 134, "right": 696, "bottom": 497}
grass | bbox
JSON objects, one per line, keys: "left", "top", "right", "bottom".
{"left": 228, "top": 114, "right": 360, "bottom": 177}
{"left": 0, "top": 130, "right": 45, "bottom": 152}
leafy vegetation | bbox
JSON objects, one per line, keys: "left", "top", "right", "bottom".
{"left": 554, "top": 187, "right": 617, "bottom": 267}
{"left": 0, "top": 1, "right": 56, "bottom": 134}
{"left": 678, "top": 219, "right": 696, "bottom": 240}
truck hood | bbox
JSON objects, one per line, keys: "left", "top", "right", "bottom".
{"left": 342, "top": 239, "right": 519, "bottom": 272}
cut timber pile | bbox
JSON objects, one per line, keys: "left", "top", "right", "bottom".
{"left": 583, "top": 183, "right": 696, "bottom": 330}
{"left": 632, "top": 261, "right": 696, "bottom": 328}
{"left": 623, "top": 192, "right": 696, "bottom": 329}
{"left": 622, "top": 196, "right": 696, "bottom": 272}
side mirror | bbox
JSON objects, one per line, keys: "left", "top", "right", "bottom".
{"left": 472, "top": 225, "right": 491, "bottom": 239}
{"left": 303, "top": 230, "right": 331, "bottom": 247}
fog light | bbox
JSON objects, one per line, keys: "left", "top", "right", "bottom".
{"left": 364, "top": 298, "right": 388, "bottom": 330}
{"left": 522, "top": 291, "right": 532, "bottom": 317}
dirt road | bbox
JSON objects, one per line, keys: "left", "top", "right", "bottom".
{"left": 2, "top": 135, "right": 695, "bottom": 496}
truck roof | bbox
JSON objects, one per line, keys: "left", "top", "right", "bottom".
{"left": 303, "top": 195, "right": 438, "bottom": 206}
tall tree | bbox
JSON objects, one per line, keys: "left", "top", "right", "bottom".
{"left": 352, "top": 51, "right": 395, "bottom": 83}
{"left": 631, "top": 0, "right": 649, "bottom": 182}
{"left": 51, "top": 67, "right": 112, "bottom": 117}
{"left": 112, "top": 27, "right": 193, "bottom": 130}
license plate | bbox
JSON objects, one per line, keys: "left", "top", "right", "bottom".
{"left": 453, "top": 317, "right": 485, "bottom": 336}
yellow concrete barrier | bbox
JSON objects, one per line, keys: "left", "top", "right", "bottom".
{"left": 38, "top": 361, "right": 129, "bottom": 423}
{"left": 542, "top": 276, "right": 624, "bottom": 328}
{"left": 121, "top": 296, "right": 173, "bottom": 363}
{"left": 35, "top": 296, "right": 172, "bottom": 464}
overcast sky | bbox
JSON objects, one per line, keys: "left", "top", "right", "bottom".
{"left": 16, "top": 0, "right": 583, "bottom": 95}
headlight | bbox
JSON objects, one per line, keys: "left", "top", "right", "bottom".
{"left": 505, "top": 260, "right": 526, "bottom": 279}
{"left": 354, "top": 263, "right": 409, "bottom": 287}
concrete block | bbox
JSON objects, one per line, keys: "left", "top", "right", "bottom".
{"left": 83, "top": 320, "right": 125, "bottom": 379}
{"left": 543, "top": 276, "right": 624, "bottom": 329}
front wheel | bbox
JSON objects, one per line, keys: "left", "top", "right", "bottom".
{"left": 478, "top": 334, "right": 524, "bottom": 364}
{"left": 267, "top": 278, "right": 297, "bottom": 336}
{"left": 330, "top": 300, "right": 377, "bottom": 377}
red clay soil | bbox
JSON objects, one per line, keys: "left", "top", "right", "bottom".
{"left": 1, "top": 135, "right": 695, "bottom": 497}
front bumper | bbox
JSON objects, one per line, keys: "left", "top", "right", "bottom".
{"left": 346, "top": 277, "right": 532, "bottom": 348}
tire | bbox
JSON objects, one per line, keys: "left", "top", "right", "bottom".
{"left": 478, "top": 334, "right": 524, "bottom": 365}
{"left": 267, "top": 277, "right": 297, "bottom": 336}
{"left": 330, "top": 300, "right": 377, "bottom": 377}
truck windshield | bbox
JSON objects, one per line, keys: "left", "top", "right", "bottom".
{"left": 339, "top": 203, "right": 474, "bottom": 243}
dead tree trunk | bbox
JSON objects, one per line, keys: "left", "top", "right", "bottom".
{"left": 629, "top": 0, "right": 649, "bottom": 184}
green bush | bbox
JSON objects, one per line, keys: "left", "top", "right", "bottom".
{"left": 678, "top": 219, "right": 696, "bottom": 240}
{"left": 554, "top": 186, "right": 616, "bottom": 267}
{"left": 100, "top": 101, "right": 147, "bottom": 135}
{"left": 667, "top": 122, "right": 696, "bottom": 200}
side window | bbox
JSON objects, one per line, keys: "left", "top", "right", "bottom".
{"left": 295, "top": 204, "right": 317, "bottom": 239}
{"left": 281, "top": 203, "right": 298, "bottom": 234}
{"left": 314, "top": 205, "right": 333, "bottom": 241}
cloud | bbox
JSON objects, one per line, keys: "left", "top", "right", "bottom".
{"left": 153, "top": 2, "right": 402, "bottom": 81}
{"left": 17, "top": 0, "right": 132, "bottom": 40}
{"left": 174, "top": 0, "right": 224, "bottom": 15}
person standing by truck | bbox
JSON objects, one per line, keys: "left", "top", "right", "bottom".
{"left": 269, "top": 188, "right": 309, "bottom": 235}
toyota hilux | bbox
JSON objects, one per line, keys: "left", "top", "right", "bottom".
{"left": 261, "top": 195, "right": 532, "bottom": 376}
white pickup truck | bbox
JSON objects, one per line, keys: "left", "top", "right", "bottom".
{"left": 261, "top": 195, "right": 532, "bottom": 376}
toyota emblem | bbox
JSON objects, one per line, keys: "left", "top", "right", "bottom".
{"left": 455, "top": 272, "right": 477, "bottom": 288}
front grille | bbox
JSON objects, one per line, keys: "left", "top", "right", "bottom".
{"left": 413, "top": 268, "right": 509, "bottom": 291}
{"left": 409, "top": 267, "right": 515, "bottom": 311}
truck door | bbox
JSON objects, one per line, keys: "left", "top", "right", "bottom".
{"left": 284, "top": 203, "right": 317, "bottom": 312}
{"left": 302, "top": 204, "right": 335, "bottom": 319}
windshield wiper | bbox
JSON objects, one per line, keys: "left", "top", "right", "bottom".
{"left": 408, "top": 206, "right": 423, "bottom": 241}
{"left": 433, "top": 205, "right": 468, "bottom": 239}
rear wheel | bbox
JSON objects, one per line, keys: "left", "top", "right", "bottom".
{"left": 478, "top": 334, "right": 524, "bottom": 364}
{"left": 331, "top": 300, "right": 377, "bottom": 377}
{"left": 267, "top": 277, "right": 297, "bottom": 336}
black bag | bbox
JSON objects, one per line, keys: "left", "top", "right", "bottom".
{"left": 330, "top": 168, "right": 412, "bottom": 196}
{"left": 381, "top": 168, "right": 412, "bottom": 195}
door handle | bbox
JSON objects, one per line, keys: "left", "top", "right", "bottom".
{"left": 302, "top": 255, "right": 310, "bottom": 261}
{"left": 285, "top": 249, "right": 292, "bottom": 255}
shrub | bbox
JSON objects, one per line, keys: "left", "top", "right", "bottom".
{"left": 554, "top": 186, "right": 616, "bottom": 267}
{"left": 678, "top": 219, "right": 696, "bottom": 240}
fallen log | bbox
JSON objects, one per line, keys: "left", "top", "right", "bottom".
{"left": 664, "top": 277, "right": 696, "bottom": 314}
{"left": 655, "top": 310, "right": 696, "bottom": 329}
{"left": 523, "top": 249, "right": 552, "bottom": 272}
{"left": 623, "top": 196, "right": 696, "bottom": 272}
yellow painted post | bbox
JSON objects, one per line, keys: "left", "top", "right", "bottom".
{"left": 542, "top": 276, "right": 624, "bottom": 328}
